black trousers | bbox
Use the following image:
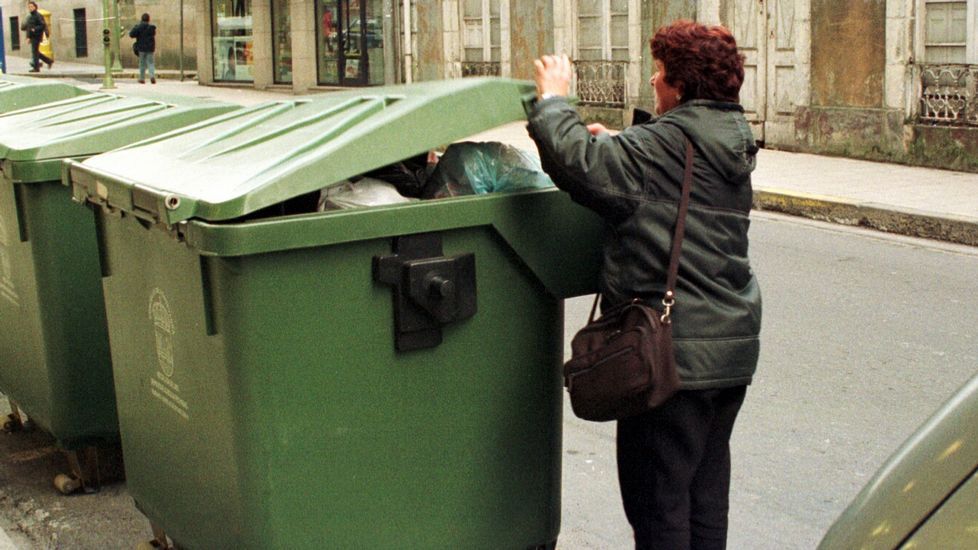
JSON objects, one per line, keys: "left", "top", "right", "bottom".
{"left": 616, "top": 386, "right": 747, "bottom": 550}
{"left": 28, "top": 39, "right": 51, "bottom": 70}
{"left": 29, "top": 39, "right": 41, "bottom": 70}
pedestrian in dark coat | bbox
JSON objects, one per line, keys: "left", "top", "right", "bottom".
{"left": 20, "top": 2, "right": 48, "bottom": 72}
{"left": 527, "top": 19, "right": 762, "bottom": 550}
{"left": 129, "top": 13, "right": 157, "bottom": 84}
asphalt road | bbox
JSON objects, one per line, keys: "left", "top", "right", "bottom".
{"left": 560, "top": 212, "right": 978, "bottom": 549}
{"left": 1, "top": 212, "right": 977, "bottom": 549}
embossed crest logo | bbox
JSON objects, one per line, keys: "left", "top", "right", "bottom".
{"left": 148, "top": 288, "right": 175, "bottom": 377}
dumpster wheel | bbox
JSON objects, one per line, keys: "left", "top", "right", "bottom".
{"left": 53, "top": 473, "right": 82, "bottom": 495}
{"left": 2, "top": 400, "right": 27, "bottom": 432}
{"left": 53, "top": 446, "right": 101, "bottom": 495}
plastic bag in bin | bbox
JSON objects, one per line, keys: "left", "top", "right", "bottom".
{"left": 421, "top": 142, "right": 555, "bottom": 199}
{"left": 318, "top": 177, "right": 418, "bottom": 211}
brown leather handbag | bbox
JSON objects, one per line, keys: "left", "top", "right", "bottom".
{"left": 563, "top": 139, "right": 694, "bottom": 422}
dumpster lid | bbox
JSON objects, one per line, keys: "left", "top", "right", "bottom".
{"left": 0, "top": 91, "right": 237, "bottom": 179}
{"left": 0, "top": 76, "right": 91, "bottom": 111}
{"left": 69, "top": 78, "right": 537, "bottom": 224}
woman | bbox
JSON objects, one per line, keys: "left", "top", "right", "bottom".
{"left": 526, "top": 20, "right": 762, "bottom": 550}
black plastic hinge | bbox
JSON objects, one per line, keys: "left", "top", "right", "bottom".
{"left": 373, "top": 232, "right": 477, "bottom": 352}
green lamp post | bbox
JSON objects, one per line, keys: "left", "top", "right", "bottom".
{"left": 101, "top": 0, "right": 115, "bottom": 88}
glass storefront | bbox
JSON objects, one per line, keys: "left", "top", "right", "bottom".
{"left": 212, "top": 0, "right": 254, "bottom": 82}
{"left": 316, "top": 0, "right": 386, "bottom": 86}
{"left": 272, "top": 0, "right": 292, "bottom": 83}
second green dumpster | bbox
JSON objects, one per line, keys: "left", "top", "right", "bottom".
{"left": 66, "top": 78, "right": 604, "bottom": 548}
{"left": 0, "top": 91, "right": 238, "bottom": 493}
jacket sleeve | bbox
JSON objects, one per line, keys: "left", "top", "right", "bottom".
{"left": 129, "top": 25, "right": 138, "bottom": 38}
{"left": 526, "top": 98, "right": 653, "bottom": 223}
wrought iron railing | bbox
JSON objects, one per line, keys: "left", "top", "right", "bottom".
{"left": 461, "top": 62, "right": 501, "bottom": 77}
{"left": 919, "top": 64, "right": 978, "bottom": 126}
{"left": 573, "top": 60, "right": 627, "bottom": 107}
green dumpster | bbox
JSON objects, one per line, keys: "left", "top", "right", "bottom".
{"left": 0, "top": 74, "right": 90, "bottom": 112}
{"left": 0, "top": 91, "right": 238, "bottom": 494}
{"left": 66, "top": 78, "right": 604, "bottom": 549}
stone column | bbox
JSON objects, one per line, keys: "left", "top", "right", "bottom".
{"left": 195, "top": 0, "right": 214, "bottom": 84}
{"left": 292, "top": 0, "right": 317, "bottom": 92}
{"left": 886, "top": 0, "right": 914, "bottom": 116}
{"left": 251, "top": 0, "right": 273, "bottom": 88}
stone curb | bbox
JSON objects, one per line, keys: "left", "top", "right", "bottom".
{"left": 4, "top": 70, "right": 196, "bottom": 81}
{"left": 753, "top": 188, "right": 978, "bottom": 247}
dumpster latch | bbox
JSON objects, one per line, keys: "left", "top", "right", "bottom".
{"left": 373, "top": 233, "right": 477, "bottom": 351}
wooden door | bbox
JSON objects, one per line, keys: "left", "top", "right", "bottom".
{"left": 721, "top": 0, "right": 806, "bottom": 146}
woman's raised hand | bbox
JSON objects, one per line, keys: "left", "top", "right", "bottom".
{"left": 533, "top": 54, "right": 572, "bottom": 99}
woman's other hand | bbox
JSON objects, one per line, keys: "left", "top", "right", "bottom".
{"left": 533, "top": 54, "right": 572, "bottom": 99}
{"left": 587, "top": 123, "right": 609, "bottom": 136}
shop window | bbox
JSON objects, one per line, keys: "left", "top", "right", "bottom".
{"left": 9, "top": 17, "right": 20, "bottom": 51}
{"left": 461, "top": 0, "right": 501, "bottom": 77}
{"left": 212, "top": 0, "right": 254, "bottom": 82}
{"left": 317, "top": 0, "right": 386, "bottom": 86}
{"left": 272, "top": 0, "right": 292, "bottom": 83}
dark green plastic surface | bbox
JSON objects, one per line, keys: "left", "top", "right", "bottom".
{"left": 69, "top": 78, "right": 605, "bottom": 547}
{"left": 70, "top": 78, "right": 539, "bottom": 224}
{"left": 0, "top": 92, "right": 237, "bottom": 448}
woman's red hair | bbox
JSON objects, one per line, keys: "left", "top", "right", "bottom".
{"left": 650, "top": 20, "right": 745, "bottom": 103}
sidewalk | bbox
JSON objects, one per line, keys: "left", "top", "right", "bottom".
{"left": 3, "top": 52, "right": 977, "bottom": 246}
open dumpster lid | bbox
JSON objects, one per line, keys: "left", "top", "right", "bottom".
{"left": 0, "top": 91, "right": 237, "bottom": 183}
{"left": 67, "top": 78, "right": 538, "bottom": 225}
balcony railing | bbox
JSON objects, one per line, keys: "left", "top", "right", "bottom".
{"left": 461, "top": 62, "right": 501, "bottom": 78}
{"left": 919, "top": 64, "right": 978, "bottom": 126}
{"left": 573, "top": 60, "right": 627, "bottom": 107}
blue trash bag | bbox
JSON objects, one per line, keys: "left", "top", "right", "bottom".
{"left": 421, "top": 141, "right": 555, "bottom": 199}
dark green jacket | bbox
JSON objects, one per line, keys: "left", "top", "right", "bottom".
{"left": 22, "top": 11, "right": 45, "bottom": 42}
{"left": 527, "top": 98, "right": 762, "bottom": 389}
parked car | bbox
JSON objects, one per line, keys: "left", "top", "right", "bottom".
{"left": 818, "top": 371, "right": 978, "bottom": 548}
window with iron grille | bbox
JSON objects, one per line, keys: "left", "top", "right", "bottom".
{"left": 461, "top": 0, "right": 501, "bottom": 77}
{"left": 919, "top": 0, "right": 978, "bottom": 125}
{"left": 575, "top": 0, "right": 628, "bottom": 106}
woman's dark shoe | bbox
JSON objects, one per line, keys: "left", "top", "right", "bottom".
{"left": 151, "top": 78, "right": 156, "bottom": 84}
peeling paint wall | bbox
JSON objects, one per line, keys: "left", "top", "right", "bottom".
{"left": 415, "top": 0, "right": 444, "bottom": 81}
{"left": 509, "top": 2, "right": 553, "bottom": 80}
{"left": 810, "top": 0, "right": 885, "bottom": 108}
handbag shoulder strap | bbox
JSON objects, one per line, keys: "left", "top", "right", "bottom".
{"left": 660, "top": 138, "right": 694, "bottom": 323}
{"left": 588, "top": 138, "right": 695, "bottom": 324}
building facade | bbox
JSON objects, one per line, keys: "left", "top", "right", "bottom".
{"left": 4, "top": 0, "right": 977, "bottom": 171}
{"left": 188, "top": 0, "right": 978, "bottom": 171}
{"left": 1, "top": 0, "right": 198, "bottom": 70}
